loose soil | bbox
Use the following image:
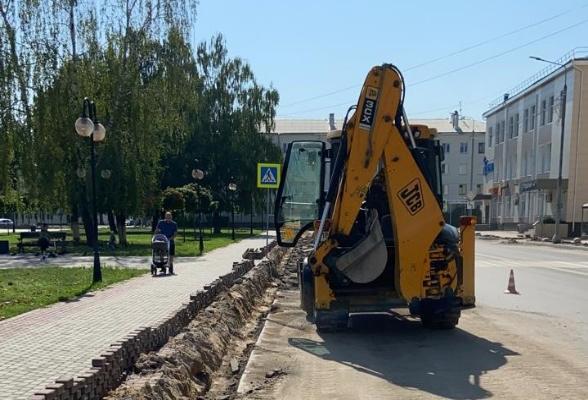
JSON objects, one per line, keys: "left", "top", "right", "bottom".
{"left": 105, "top": 238, "right": 311, "bottom": 400}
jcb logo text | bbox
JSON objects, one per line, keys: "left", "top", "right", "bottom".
{"left": 397, "top": 179, "right": 424, "bottom": 215}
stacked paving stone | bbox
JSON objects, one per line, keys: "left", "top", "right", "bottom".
{"left": 31, "top": 243, "right": 276, "bottom": 400}
{"left": 242, "top": 241, "right": 278, "bottom": 260}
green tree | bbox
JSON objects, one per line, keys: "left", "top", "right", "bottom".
{"left": 162, "top": 187, "right": 185, "bottom": 212}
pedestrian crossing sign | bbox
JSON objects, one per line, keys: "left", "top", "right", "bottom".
{"left": 257, "top": 163, "right": 281, "bottom": 189}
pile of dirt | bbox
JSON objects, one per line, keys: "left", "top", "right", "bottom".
{"left": 105, "top": 248, "right": 286, "bottom": 400}
{"left": 276, "top": 239, "right": 313, "bottom": 290}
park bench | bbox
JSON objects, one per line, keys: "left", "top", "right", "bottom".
{"left": 17, "top": 231, "right": 67, "bottom": 254}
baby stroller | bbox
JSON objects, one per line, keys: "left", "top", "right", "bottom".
{"left": 151, "top": 234, "right": 173, "bottom": 275}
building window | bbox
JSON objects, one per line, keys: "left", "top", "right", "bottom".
{"left": 478, "top": 142, "right": 485, "bottom": 154}
{"left": 548, "top": 96, "right": 554, "bottom": 123}
{"left": 476, "top": 184, "right": 483, "bottom": 193}
{"left": 460, "top": 142, "right": 468, "bottom": 153}
{"left": 495, "top": 123, "right": 499, "bottom": 144}
{"left": 530, "top": 105, "right": 536, "bottom": 130}
{"left": 500, "top": 120, "right": 505, "bottom": 142}
{"left": 540, "top": 99, "right": 546, "bottom": 126}
{"left": 488, "top": 127, "right": 493, "bottom": 147}
{"left": 441, "top": 163, "right": 446, "bottom": 174}
{"left": 459, "top": 164, "right": 467, "bottom": 175}
{"left": 458, "top": 184, "right": 466, "bottom": 195}
{"left": 443, "top": 143, "right": 450, "bottom": 154}
{"left": 523, "top": 109, "right": 529, "bottom": 132}
{"left": 514, "top": 113, "right": 519, "bottom": 137}
{"left": 508, "top": 116, "right": 514, "bottom": 138}
{"left": 542, "top": 143, "right": 551, "bottom": 173}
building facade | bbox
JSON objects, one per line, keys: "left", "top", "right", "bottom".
{"left": 268, "top": 114, "right": 487, "bottom": 224}
{"left": 482, "top": 51, "right": 588, "bottom": 235}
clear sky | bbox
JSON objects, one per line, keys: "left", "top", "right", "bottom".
{"left": 191, "top": 0, "right": 588, "bottom": 122}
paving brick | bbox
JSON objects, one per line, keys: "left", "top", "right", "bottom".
{"left": 0, "top": 236, "right": 270, "bottom": 399}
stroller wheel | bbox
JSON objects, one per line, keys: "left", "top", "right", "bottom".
{"left": 169, "top": 265, "right": 174, "bottom": 275}
{"left": 151, "top": 264, "right": 157, "bottom": 276}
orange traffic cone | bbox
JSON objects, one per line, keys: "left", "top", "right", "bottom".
{"left": 504, "top": 269, "right": 520, "bottom": 295}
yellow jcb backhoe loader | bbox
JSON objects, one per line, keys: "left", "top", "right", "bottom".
{"left": 274, "top": 64, "right": 476, "bottom": 332}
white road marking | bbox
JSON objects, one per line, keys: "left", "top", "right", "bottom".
{"left": 476, "top": 256, "right": 588, "bottom": 275}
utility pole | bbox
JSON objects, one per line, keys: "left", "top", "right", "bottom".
{"left": 530, "top": 56, "right": 568, "bottom": 243}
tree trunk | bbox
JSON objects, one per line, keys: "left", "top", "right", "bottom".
{"left": 68, "top": 0, "right": 77, "bottom": 61}
{"left": 107, "top": 210, "right": 117, "bottom": 233}
{"left": 213, "top": 210, "right": 221, "bottom": 234}
{"left": 116, "top": 214, "right": 128, "bottom": 246}
{"left": 81, "top": 204, "right": 94, "bottom": 247}
{"left": 70, "top": 208, "right": 81, "bottom": 243}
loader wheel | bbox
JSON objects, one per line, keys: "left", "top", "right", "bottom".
{"left": 299, "top": 263, "right": 315, "bottom": 322}
{"left": 421, "top": 312, "right": 459, "bottom": 329}
{"left": 418, "top": 296, "right": 461, "bottom": 330}
{"left": 315, "top": 309, "right": 349, "bottom": 333}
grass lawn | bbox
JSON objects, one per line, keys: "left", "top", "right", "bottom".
{"left": 0, "top": 266, "right": 146, "bottom": 320}
{"left": 0, "top": 228, "right": 264, "bottom": 256}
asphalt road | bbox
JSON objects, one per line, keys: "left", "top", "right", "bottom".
{"left": 476, "top": 239, "right": 588, "bottom": 325}
{"left": 238, "top": 239, "right": 588, "bottom": 399}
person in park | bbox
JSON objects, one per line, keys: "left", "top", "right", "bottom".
{"left": 38, "top": 223, "right": 51, "bottom": 261}
{"left": 156, "top": 211, "right": 178, "bottom": 271}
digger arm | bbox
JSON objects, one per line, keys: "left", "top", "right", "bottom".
{"left": 314, "top": 64, "right": 446, "bottom": 304}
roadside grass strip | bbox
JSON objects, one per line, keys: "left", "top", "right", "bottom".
{"left": 0, "top": 266, "right": 146, "bottom": 320}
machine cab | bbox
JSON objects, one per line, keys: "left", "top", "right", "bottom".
{"left": 274, "top": 141, "right": 326, "bottom": 247}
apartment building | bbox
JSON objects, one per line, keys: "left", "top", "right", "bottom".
{"left": 482, "top": 50, "right": 588, "bottom": 235}
{"left": 268, "top": 114, "right": 487, "bottom": 224}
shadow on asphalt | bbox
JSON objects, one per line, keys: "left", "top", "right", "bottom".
{"left": 289, "top": 313, "right": 519, "bottom": 400}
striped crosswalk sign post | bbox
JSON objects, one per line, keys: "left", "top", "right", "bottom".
{"left": 257, "top": 163, "right": 281, "bottom": 245}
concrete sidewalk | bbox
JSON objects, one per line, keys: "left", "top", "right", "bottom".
{"left": 0, "top": 235, "right": 270, "bottom": 400}
{"left": 477, "top": 230, "right": 588, "bottom": 249}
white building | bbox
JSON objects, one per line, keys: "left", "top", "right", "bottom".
{"left": 268, "top": 114, "right": 487, "bottom": 225}
{"left": 482, "top": 49, "right": 588, "bottom": 236}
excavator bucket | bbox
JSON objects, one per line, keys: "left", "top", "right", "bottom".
{"left": 334, "top": 211, "right": 387, "bottom": 284}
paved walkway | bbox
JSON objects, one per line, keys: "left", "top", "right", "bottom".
{"left": 0, "top": 236, "right": 270, "bottom": 400}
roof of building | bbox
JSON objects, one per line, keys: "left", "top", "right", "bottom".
{"left": 271, "top": 117, "right": 485, "bottom": 134}
{"left": 484, "top": 48, "right": 588, "bottom": 116}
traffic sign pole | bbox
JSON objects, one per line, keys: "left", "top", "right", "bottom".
{"left": 266, "top": 189, "right": 270, "bottom": 246}
{"left": 257, "top": 162, "right": 280, "bottom": 245}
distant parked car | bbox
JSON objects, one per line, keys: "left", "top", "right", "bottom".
{"left": 0, "top": 218, "right": 14, "bottom": 228}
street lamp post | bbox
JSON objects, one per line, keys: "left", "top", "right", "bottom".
{"left": 530, "top": 56, "right": 568, "bottom": 243}
{"left": 250, "top": 191, "right": 254, "bottom": 236}
{"left": 228, "top": 179, "right": 237, "bottom": 241}
{"left": 75, "top": 98, "right": 106, "bottom": 282}
{"left": 192, "top": 165, "right": 205, "bottom": 255}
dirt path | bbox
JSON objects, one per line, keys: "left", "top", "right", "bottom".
{"left": 237, "top": 290, "right": 588, "bottom": 400}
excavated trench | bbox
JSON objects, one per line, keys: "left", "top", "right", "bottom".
{"left": 105, "top": 238, "right": 311, "bottom": 400}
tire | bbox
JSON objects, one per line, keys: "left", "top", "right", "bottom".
{"left": 419, "top": 296, "right": 461, "bottom": 330}
{"left": 169, "top": 265, "right": 174, "bottom": 275}
{"left": 315, "top": 309, "right": 349, "bottom": 333}
{"left": 299, "top": 263, "right": 315, "bottom": 322}
{"left": 421, "top": 313, "right": 459, "bottom": 329}
{"left": 151, "top": 265, "right": 157, "bottom": 276}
